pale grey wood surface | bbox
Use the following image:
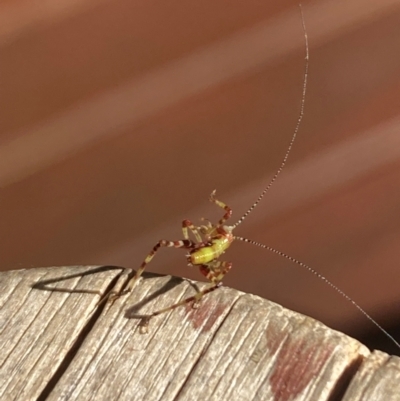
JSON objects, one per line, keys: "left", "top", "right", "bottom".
{"left": 0, "top": 266, "right": 399, "bottom": 401}
{"left": 0, "top": 266, "right": 122, "bottom": 401}
{"left": 342, "top": 350, "right": 400, "bottom": 401}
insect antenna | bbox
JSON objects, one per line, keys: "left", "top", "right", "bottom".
{"left": 235, "top": 235, "right": 400, "bottom": 350}
{"left": 233, "top": 5, "right": 309, "bottom": 229}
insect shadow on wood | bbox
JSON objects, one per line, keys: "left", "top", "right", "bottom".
{"left": 124, "top": 275, "right": 201, "bottom": 320}
{"left": 32, "top": 266, "right": 200, "bottom": 319}
{"left": 32, "top": 265, "right": 124, "bottom": 295}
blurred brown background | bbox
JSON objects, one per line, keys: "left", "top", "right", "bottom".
{"left": 1, "top": 0, "right": 400, "bottom": 353}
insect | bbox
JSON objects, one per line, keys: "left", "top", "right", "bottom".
{"left": 104, "top": 5, "right": 400, "bottom": 350}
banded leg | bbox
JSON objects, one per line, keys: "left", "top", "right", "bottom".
{"left": 182, "top": 219, "right": 202, "bottom": 242}
{"left": 131, "top": 280, "right": 223, "bottom": 333}
{"left": 199, "top": 260, "right": 232, "bottom": 283}
{"left": 102, "top": 239, "right": 196, "bottom": 305}
{"left": 123, "top": 239, "right": 196, "bottom": 295}
{"left": 209, "top": 190, "right": 233, "bottom": 226}
{"left": 131, "top": 260, "right": 232, "bottom": 333}
{"left": 190, "top": 260, "right": 232, "bottom": 308}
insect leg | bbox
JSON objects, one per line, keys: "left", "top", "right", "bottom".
{"left": 126, "top": 239, "right": 197, "bottom": 294}
{"left": 131, "top": 280, "right": 222, "bottom": 333}
{"left": 182, "top": 219, "right": 202, "bottom": 242}
{"left": 130, "top": 260, "right": 232, "bottom": 333}
{"left": 102, "top": 239, "right": 195, "bottom": 304}
{"left": 199, "top": 260, "right": 232, "bottom": 283}
{"left": 209, "top": 190, "right": 233, "bottom": 225}
{"left": 188, "top": 260, "right": 233, "bottom": 308}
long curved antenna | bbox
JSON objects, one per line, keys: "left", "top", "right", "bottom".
{"left": 233, "top": 5, "right": 309, "bottom": 229}
{"left": 235, "top": 235, "right": 400, "bottom": 350}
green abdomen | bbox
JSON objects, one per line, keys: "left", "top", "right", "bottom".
{"left": 190, "top": 236, "right": 232, "bottom": 265}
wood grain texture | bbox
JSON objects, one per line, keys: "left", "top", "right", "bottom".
{"left": 1, "top": 266, "right": 399, "bottom": 401}
{"left": 342, "top": 350, "right": 400, "bottom": 401}
{"left": 0, "top": 266, "right": 122, "bottom": 401}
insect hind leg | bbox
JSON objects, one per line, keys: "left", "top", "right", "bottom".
{"left": 129, "top": 260, "right": 232, "bottom": 333}
{"left": 128, "top": 275, "right": 222, "bottom": 333}
{"left": 100, "top": 239, "right": 195, "bottom": 305}
{"left": 125, "top": 239, "right": 196, "bottom": 293}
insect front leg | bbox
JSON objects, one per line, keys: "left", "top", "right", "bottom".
{"left": 209, "top": 190, "right": 233, "bottom": 226}
{"left": 182, "top": 219, "right": 203, "bottom": 242}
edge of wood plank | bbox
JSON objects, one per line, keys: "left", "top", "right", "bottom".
{"left": 1, "top": 266, "right": 399, "bottom": 401}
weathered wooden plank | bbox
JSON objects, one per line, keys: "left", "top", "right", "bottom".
{"left": 342, "top": 350, "right": 400, "bottom": 401}
{"left": 0, "top": 266, "right": 122, "bottom": 401}
{"left": 37, "top": 268, "right": 368, "bottom": 401}
{"left": 1, "top": 266, "right": 399, "bottom": 401}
